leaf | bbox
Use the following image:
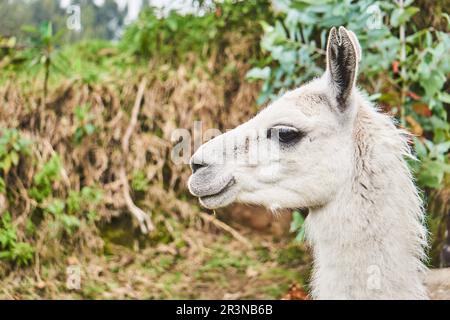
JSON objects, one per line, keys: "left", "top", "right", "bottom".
{"left": 412, "top": 103, "right": 431, "bottom": 117}
{"left": 21, "top": 25, "right": 38, "bottom": 34}
{"left": 1, "top": 211, "right": 12, "bottom": 226}
{"left": 166, "top": 18, "right": 178, "bottom": 32}
{"left": 10, "top": 242, "right": 34, "bottom": 266}
{"left": 407, "top": 91, "right": 421, "bottom": 101}
{"left": 414, "top": 138, "right": 427, "bottom": 159}
{"left": 10, "top": 151, "right": 19, "bottom": 166}
{"left": 438, "top": 92, "right": 450, "bottom": 104}
{"left": 246, "top": 67, "right": 271, "bottom": 81}
{"left": 418, "top": 160, "right": 449, "bottom": 189}
{"left": 435, "top": 141, "right": 450, "bottom": 155}
{"left": 368, "top": 93, "right": 382, "bottom": 102}
{"left": 46, "top": 199, "right": 65, "bottom": 216}
{"left": 84, "top": 123, "right": 96, "bottom": 135}
{"left": 59, "top": 214, "right": 81, "bottom": 234}
{"left": 443, "top": 13, "right": 450, "bottom": 29}
{"left": 290, "top": 210, "right": 304, "bottom": 232}
{"left": 391, "top": 6, "right": 419, "bottom": 27}
{"left": 295, "top": 226, "right": 306, "bottom": 242}
{"left": 0, "top": 251, "right": 11, "bottom": 259}
{"left": 392, "top": 60, "right": 399, "bottom": 74}
{"left": 73, "top": 127, "right": 84, "bottom": 144}
{"left": 2, "top": 156, "right": 11, "bottom": 173}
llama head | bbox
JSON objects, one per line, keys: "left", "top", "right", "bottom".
{"left": 188, "top": 26, "right": 362, "bottom": 210}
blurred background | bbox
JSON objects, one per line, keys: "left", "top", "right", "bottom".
{"left": 0, "top": 0, "right": 448, "bottom": 299}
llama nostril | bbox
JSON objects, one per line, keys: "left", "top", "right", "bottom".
{"left": 191, "top": 160, "right": 208, "bottom": 174}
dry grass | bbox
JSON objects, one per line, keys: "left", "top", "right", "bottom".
{"left": 0, "top": 39, "right": 312, "bottom": 299}
{"left": 1, "top": 220, "right": 310, "bottom": 299}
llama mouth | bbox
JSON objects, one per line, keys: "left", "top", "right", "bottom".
{"left": 199, "top": 178, "right": 237, "bottom": 209}
{"left": 200, "top": 177, "right": 235, "bottom": 199}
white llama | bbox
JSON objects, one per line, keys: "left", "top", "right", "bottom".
{"left": 188, "top": 26, "right": 428, "bottom": 299}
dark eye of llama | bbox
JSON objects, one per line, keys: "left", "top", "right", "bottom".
{"left": 267, "top": 125, "right": 304, "bottom": 145}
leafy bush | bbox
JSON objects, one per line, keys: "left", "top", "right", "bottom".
{"left": 0, "top": 128, "right": 31, "bottom": 173}
{"left": 0, "top": 212, "right": 34, "bottom": 266}
{"left": 247, "top": 0, "right": 449, "bottom": 190}
{"left": 131, "top": 170, "right": 150, "bottom": 192}
{"left": 73, "top": 104, "right": 96, "bottom": 144}
{"left": 29, "top": 154, "right": 62, "bottom": 202}
{"left": 0, "top": 128, "right": 103, "bottom": 269}
{"left": 22, "top": 22, "right": 69, "bottom": 101}
{"left": 121, "top": 0, "right": 273, "bottom": 63}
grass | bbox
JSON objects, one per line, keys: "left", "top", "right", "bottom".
{"left": 0, "top": 216, "right": 311, "bottom": 299}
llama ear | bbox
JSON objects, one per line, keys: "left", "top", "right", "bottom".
{"left": 325, "top": 26, "right": 361, "bottom": 111}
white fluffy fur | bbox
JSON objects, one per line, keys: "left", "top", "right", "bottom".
{"left": 304, "top": 90, "right": 428, "bottom": 299}
{"left": 188, "top": 27, "right": 428, "bottom": 299}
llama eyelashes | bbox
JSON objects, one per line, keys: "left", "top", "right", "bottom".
{"left": 267, "top": 125, "right": 306, "bottom": 146}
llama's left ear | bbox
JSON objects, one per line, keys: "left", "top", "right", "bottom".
{"left": 325, "top": 26, "right": 361, "bottom": 111}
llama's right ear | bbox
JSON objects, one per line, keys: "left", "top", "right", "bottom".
{"left": 325, "top": 26, "right": 361, "bottom": 111}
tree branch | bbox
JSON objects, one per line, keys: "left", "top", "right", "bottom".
{"left": 120, "top": 78, "right": 154, "bottom": 234}
{"left": 199, "top": 211, "right": 252, "bottom": 248}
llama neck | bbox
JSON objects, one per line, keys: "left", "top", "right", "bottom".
{"left": 305, "top": 103, "right": 428, "bottom": 299}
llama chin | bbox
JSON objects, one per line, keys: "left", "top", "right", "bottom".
{"left": 188, "top": 26, "right": 428, "bottom": 300}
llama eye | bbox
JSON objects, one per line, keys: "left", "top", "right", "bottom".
{"left": 267, "top": 126, "right": 304, "bottom": 145}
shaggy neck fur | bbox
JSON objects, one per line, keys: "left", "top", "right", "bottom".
{"left": 305, "top": 92, "right": 428, "bottom": 299}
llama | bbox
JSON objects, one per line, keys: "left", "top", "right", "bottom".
{"left": 187, "top": 26, "right": 428, "bottom": 299}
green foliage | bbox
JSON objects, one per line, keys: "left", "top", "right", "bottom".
{"left": 121, "top": 0, "right": 272, "bottom": 62}
{"left": 0, "top": 36, "right": 29, "bottom": 72}
{"left": 131, "top": 170, "right": 150, "bottom": 192}
{"left": 0, "top": 127, "right": 103, "bottom": 265}
{"left": 45, "top": 199, "right": 81, "bottom": 235}
{"left": 290, "top": 210, "right": 306, "bottom": 242}
{"left": 248, "top": 0, "right": 449, "bottom": 190}
{"left": 247, "top": 0, "right": 404, "bottom": 101}
{"left": 42, "top": 185, "right": 102, "bottom": 235}
{"left": 198, "top": 246, "right": 252, "bottom": 273}
{"left": 0, "top": 177, "right": 5, "bottom": 194}
{"left": 29, "top": 154, "right": 62, "bottom": 202}
{"left": 67, "top": 187, "right": 103, "bottom": 223}
{"left": 22, "top": 21, "right": 69, "bottom": 99}
{"left": 43, "top": 186, "right": 102, "bottom": 236}
{"left": 0, "top": 128, "right": 31, "bottom": 174}
{"left": 0, "top": 212, "right": 34, "bottom": 266}
{"left": 59, "top": 40, "right": 125, "bottom": 84}
{"left": 73, "top": 104, "right": 96, "bottom": 144}
{"left": 412, "top": 138, "right": 450, "bottom": 189}
{"left": 0, "top": 213, "right": 16, "bottom": 249}
{"left": 0, "top": 0, "right": 127, "bottom": 43}
{"left": 276, "top": 242, "right": 306, "bottom": 265}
